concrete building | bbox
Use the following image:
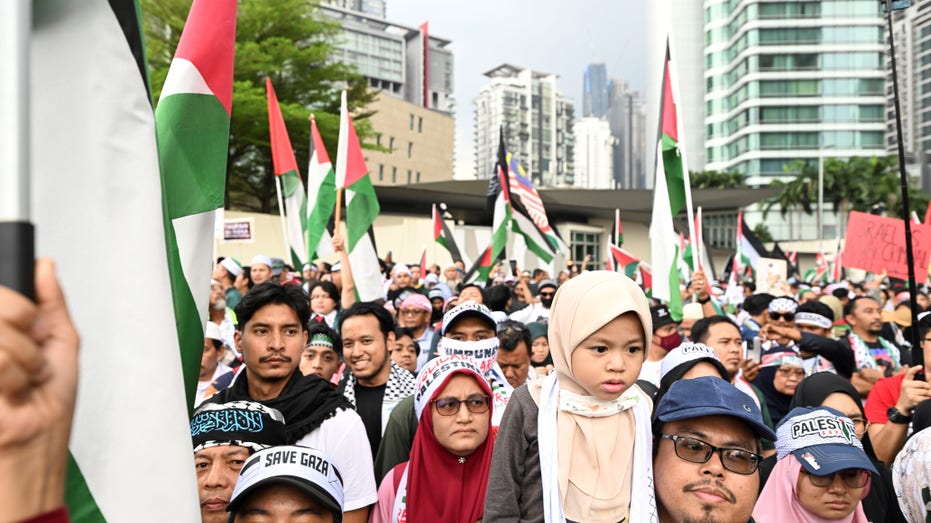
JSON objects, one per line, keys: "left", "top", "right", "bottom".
{"left": 573, "top": 117, "right": 614, "bottom": 189}
{"left": 608, "top": 79, "right": 648, "bottom": 189}
{"left": 320, "top": 5, "right": 454, "bottom": 113}
{"left": 473, "top": 64, "right": 575, "bottom": 187}
{"left": 324, "top": 0, "right": 386, "bottom": 20}
{"left": 583, "top": 63, "right": 610, "bottom": 118}
{"left": 364, "top": 94, "right": 455, "bottom": 186}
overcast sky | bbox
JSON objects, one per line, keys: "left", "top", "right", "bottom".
{"left": 386, "top": 0, "right": 648, "bottom": 179}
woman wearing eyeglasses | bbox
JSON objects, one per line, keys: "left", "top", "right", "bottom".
{"left": 752, "top": 346, "right": 807, "bottom": 426}
{"left": 369, "top": 354, "right": 494, "bottom": 523}
{"left": 755, "top": 406, "right": 877, "bottom": 522}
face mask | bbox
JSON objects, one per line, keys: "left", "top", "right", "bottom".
{"left": 439, "top": 337, "right": 500, "bottom": 375}
{"left": 540, "top": 297, "right": 554, "bottom": 308}
{"left": 658, "top": 331, "right": 682, "bottom": 351}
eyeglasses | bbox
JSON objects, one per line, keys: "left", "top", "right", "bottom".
{"left": 659, "top": 434, "right": 762, "bottom": 475}
{"left": 769, "top": 312, "right": 795, "bottom": 321}
{"left": 431, "top": 394, "right": 491, "bottom": 416}
{"left": 497, "top": 322, "right": 525, "bottom": 333}
{"left": 539, "top": 292, "right": 555, "bottom": 298}
{"left": 399, "top": 309, "right": 426, "bottom": 316}
{"left": 848, "top": 417, "right": 870, "bottom": 435}
{"left": 801, "top": 469, "right": 870, "bottom": 488}
{"left": 776, "top": 367, "right": 806, "bottom": 378}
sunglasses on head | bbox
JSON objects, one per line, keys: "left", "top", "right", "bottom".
{"left": 769, "top": 311, "right": 795, "bottom": 321}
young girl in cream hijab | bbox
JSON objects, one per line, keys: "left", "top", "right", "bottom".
{"left": 484, "top": 271, "right": 657, "bottom": 522}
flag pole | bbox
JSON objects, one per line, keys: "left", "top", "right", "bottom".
{"left": 0, "top": 0, "right": 34, "bottom": 300}
{"left": 274, "top": 175, "right": 292, "bottom": 262}
{"left": 666, "top": 33, "right": 699, "bottom": 272}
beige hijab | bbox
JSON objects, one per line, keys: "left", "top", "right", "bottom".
{"left": 531, "top": 271, "right": 653, "bottom": 521}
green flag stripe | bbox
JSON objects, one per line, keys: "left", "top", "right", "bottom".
{"left": 65, "top": 453, "right": 105, "bottom": 522}
{"left": 157, "top": 94, "right": 229, "bottom": 218}
{"left": 661, "top": 133, "right": 685, "bottom": 216}
{"left": 281, "top": 169, "right": 301, "bottom": 197}
{"left": 345, "top": 176, "right": 379, "bottom": 249}
{"left": 307, "top": 169, "right": 336, "bottom": 260}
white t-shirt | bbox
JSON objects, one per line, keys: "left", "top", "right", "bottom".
{"left": 194, "top": 362, "right": 231, "bottom": 408}
{"left": 294, "top": 408, "right": 378, "bottom": 512}
{"left": 637, "top": 359, "right": 663, "bottom": 387}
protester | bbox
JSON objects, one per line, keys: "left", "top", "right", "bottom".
{"left": 863, "top": 314, "right": 931, "bottom": 465}
{"left": 760, "top": 297, "right": 855, "bottom": 378}
{"left": 509, "top": 279, "right": 557, "bottom": 323}
{"left": 195, "top": 322, "right": 233, "bottom": 407}
{"left": 769, "top": 372, "right": 905, "bottom": 523}
{"left": 527, "top": 321, "right": 553, "bottom": 375}
{"left": 655, "top": 343, "right": 729, "bottom": 402}
{"left": 653, "top": 376, "right": 774, "bottom": 523}
{"left": 300, "top": 322, "right": 343, "bottom": 383}
{"left": 309, "top": 281, "right": 341, "bottom": 327}
{"left": 740, "top": 293, "right": 774, "bottom": 342}
{"left": 679, "top": 302, "right": 703, "bottom": 341}
{"left": 338, "top": 302, "right": 416, "bottom": 460}
{"left": 638, "top": 304, "right": 682, "bottom": 387}
{"left": 485, "top": 271, "right": 655, "bottom": 522}
{"left": 227, "top": 445, "right": 344, "bottom": 523}
{"left": 203, "top": 283, "right": 375, "bottom": 522}
{"left": 390, "top": 327, "right": 419, "bottom": 373}
{"left": 207, "top": 280, "right": 238, "bottom": 362}
{"left": 235, "top": 265, "right": 254, "bottom": 295}
{"left": 495, "top": 320, "right": 534, "bottom": 389}
{"left": 190, "top": 401, "right": 287, "bottom": 523}
{"left": 457, "top": 282, "right": 485, "bottom": 305}
{"left": 843, "top": 296, "right": 905, "bottom": 397}
{"left": 752, "top": 346, "right": 806, "bottom": 426}
{"left": 892, "top": 425, "right": 931, "bottom": 522}
{"left": 213, "top": 257, "right": 243, "bottom": 309}
{"left": 396, "top": 293, "right": 434, "bottom": 370}
{"left": 755, "top": 407, "right": 877, "bottom": 522}
{"left": 249, "top": 254, "right": 274, "bottom": 286}
{"left": 371, "top": 356, "right": 495, "bottom": 523}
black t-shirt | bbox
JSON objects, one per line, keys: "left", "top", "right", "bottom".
{"left": 354, "top": 382, "right": 387, "bottom": 458}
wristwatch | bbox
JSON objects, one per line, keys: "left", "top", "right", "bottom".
{"left": 697, "top": 295, "right": 711, "bottom": 304}
{"left": 887, "top": 406, "right": 912, "bottom": 424}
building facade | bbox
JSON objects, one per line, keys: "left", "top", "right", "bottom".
{"left": 608, "top": 79, "right": 648, "bottom": 189}
{"left": 573, "top": 117, "right": 614, "bottom": 189}
{"left": 583, "top": 63, "right": 610, "bottom": 118}
{"left": 473, "top": 64, "right": 575, "bottom": 187}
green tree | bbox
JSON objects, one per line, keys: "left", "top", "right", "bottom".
{"left": 690, "top": 170, "right": 747, "bottom": 189}
{"left": 753, "top": 223, "right": 773, "bottom": 243}
{"left": 143, "top": 0, "right": 376, "bottom": 212}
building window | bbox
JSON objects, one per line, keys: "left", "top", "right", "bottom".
{"left": 389, "top": 136, "right": 395, "bottom": 151}
{"left": 408, "top": 142, "right": 413, "bottom": 159}
{"left": 416, "top": 171, "right": 421, "bottom": 183}
{"left": 378, "top": 164, "right": 384, "bottom": 181}
{"left": 406, "top": 170, "right": 412, "bottom": 184}
{"left": 376, "top": 133, "right": 382, "bottom": 146}
{"left": 418, "top": 117, "right": 423, "bottom": 133}
{"left": 392, "top": 167, "right": 397, "bottom": 184}
{"left": 410, "top": 114, "right": 414, "bottom": 130}
{"left": 570, "top": 231, "right": 601, "bottom": 266}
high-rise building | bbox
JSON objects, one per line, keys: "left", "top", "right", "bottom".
{"left": 473, "top": 64, "right": 575, "bottom": 187}
{"left": 703, "top": 1, "right": 886, "bottom": 188}
{"left": 583, "top": 63, "right": 610, "bottom": 118}
{"left": 573, "top": 118, "right": 614, "bottom": 189}
{"left": 320, "top": 5, "right": 454, "bottom": 113}
{"left": 608, "top": 79, "right": 648, "bottom": 189}
{"left": 325, "top": 0, "right": 385, "bottom": 19}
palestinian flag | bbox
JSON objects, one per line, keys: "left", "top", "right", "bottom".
{"left": 649, "top": 38, "right": 691, "bottom": 321}
{"left": 464, "top": 245, "right": 495, "bottom": 283}
{"left": 805, "top": 252, "right": 830, "bottom": 284}
{"left": 641, "top": 266, "right": 654, "bottom": 297}
{"left": 336, "top": 90, "right": 383, "bottom": 302}
{"left": 609, "top": 245, "right": 640, "bottom": 279}
{"left": 433, "top": 203, "right": 463, "bottom": 263}
{"left": 306, "top": 116, "right": 336, "bottom": 261}
{"left": 419, "top": 246, "right": 428, "bottom": 279}
{"left": 33, "top": 0, "right": 226, "bottom": 519}
{"left": 738, "top": 211, "right": 766, "bottom": 275}
{"left": 266, "top": 77, "right": 307, "bottom": 268}
{"left": 614, "top": 208, "right": 624, "bottom": 247}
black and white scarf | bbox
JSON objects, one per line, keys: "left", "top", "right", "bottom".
{"left": 342, "top": 360, "right": 416, "bottom": 407}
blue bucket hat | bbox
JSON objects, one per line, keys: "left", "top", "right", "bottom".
{"left": 654, "top": 376, "right": 776, "bottom": 441}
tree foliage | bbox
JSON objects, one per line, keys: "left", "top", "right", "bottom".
{"left": 690, "top": 170, "right": 747, "bottom": 189}
{"left": 142, "top": 0, "right": 377, "bottom": 212}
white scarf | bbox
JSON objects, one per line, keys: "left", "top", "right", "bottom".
{"left": 538, "top": 372, "right": 657, "bottom": 523}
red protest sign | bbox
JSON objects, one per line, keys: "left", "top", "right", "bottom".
{"left": 842, "top": 211, "right": 931, "bottom": 279}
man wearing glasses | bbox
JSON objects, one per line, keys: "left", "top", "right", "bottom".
{"left": 509, "top": 279, "right": 557, "bottom": 323}
{"left": 759, "top": 298, "right": 855, "bottom": 379}
{"left": 653, "top": 376, "right": 776, "bottom": 523}
{"left": 396, "top": 294, "right": 434, "bottom": 371}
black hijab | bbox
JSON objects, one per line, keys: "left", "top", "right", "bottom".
{"left": 751, "top": 346, "right": 799, "bottom": 426}
{"left": 205, "top": 370, "right": 353, "bottom": 444}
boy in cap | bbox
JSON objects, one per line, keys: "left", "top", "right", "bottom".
{"left": 653, "top": 376, "right": 776, "bottom": 523}
{"left": 249, "top": 255, "right": 274, "bottom": 285}
{"left": 227, "top": 445, "right": 344, "bottom": 523}
{"left": 191, "top": 401, "right": 288, "bottom": 523}
{"left": 195, "top": 321, "right": 234, "bottom": 407}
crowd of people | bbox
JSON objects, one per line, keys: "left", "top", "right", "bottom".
{"left": 6, "top": 241, "right": 931, "bottom": 522}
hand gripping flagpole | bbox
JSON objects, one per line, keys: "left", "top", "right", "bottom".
{"left": 0, "top": 0, "right": 35, "bottom": 301}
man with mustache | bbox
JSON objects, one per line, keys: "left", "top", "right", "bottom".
{"left": 842, "top": 296, "right": 905, "bottom": 397}
{"left": 653, "top": 376, "right": 776, "bottom": 523}
{"left": 203, "top": 282, "right": 376, "bottom": 523}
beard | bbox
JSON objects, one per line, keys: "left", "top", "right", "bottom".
{"left": 211, "top": 298, "right": 227, "bottom": 311}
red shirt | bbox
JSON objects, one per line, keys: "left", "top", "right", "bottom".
{"left": 19, "top": 508, "right": 69, "bottom": 523}
{"left": 864, "top": 373, "right": 905, "bottom": 425}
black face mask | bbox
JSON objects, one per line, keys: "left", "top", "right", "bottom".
{"left": 541, "top": 297, "right": 554, "bottom": 308}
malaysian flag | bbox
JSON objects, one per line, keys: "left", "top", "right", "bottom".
{"left": 506, "top": 153, "right": 569, "bottom": 253}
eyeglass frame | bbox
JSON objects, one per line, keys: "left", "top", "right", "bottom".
{"left": 800, "top": 468, "right": 870, "bottom": 489}
{"left": 430, "top": 394, "right": 491, "bottom": 416}
{"left": 399, "top": 308, "right": 428, "bottom": 316}
{"left": 659, "top": 434, "right": 763, "bottom": 475}
{"left": 769, "top": 311, "right": 795, "bottom": 322}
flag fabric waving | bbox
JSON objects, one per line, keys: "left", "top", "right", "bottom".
{"left": 650, "top": 39, "right": 692, "bottom": 321}
{"left": 306, "top": 117, "right": 336, "bottom": 262}
{"left": 507, "top": 154, "right": 569, "bottom": 253}
{"left": 609, "top": 245, "right": 641, "bottom": 279}
{"left": 432, "top": 204, "right": 464, "bottom": 263}
{"left": 34, "top": 0, "right": 222, "bottom": 519}
{"left": 336, "top": 90, "right": 384, "bottom": 301}
{"left": 266, "top": 77, "right": 308, "bottom": 268}
{"left": 737, "top": 211, "right": 767, "bottom": 278}
{"left": 614, "top": 209, "right": 624, "bottom": 247}
{"left": 464, "top": 245, "right": 496, "bottom": 283}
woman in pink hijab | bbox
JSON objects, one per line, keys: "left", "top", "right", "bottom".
{"left": 755, "top": 406, "right": 876, "bottom": 522}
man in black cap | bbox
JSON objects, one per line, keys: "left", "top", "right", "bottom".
{"left": 509, "top": 279, "right": 557, "bottom": 323}
{"left": 191, "top": 401, "right": 288, "bottom": 523}
{"left": 638, "top": 304, "right": 683, "bottom": 387}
